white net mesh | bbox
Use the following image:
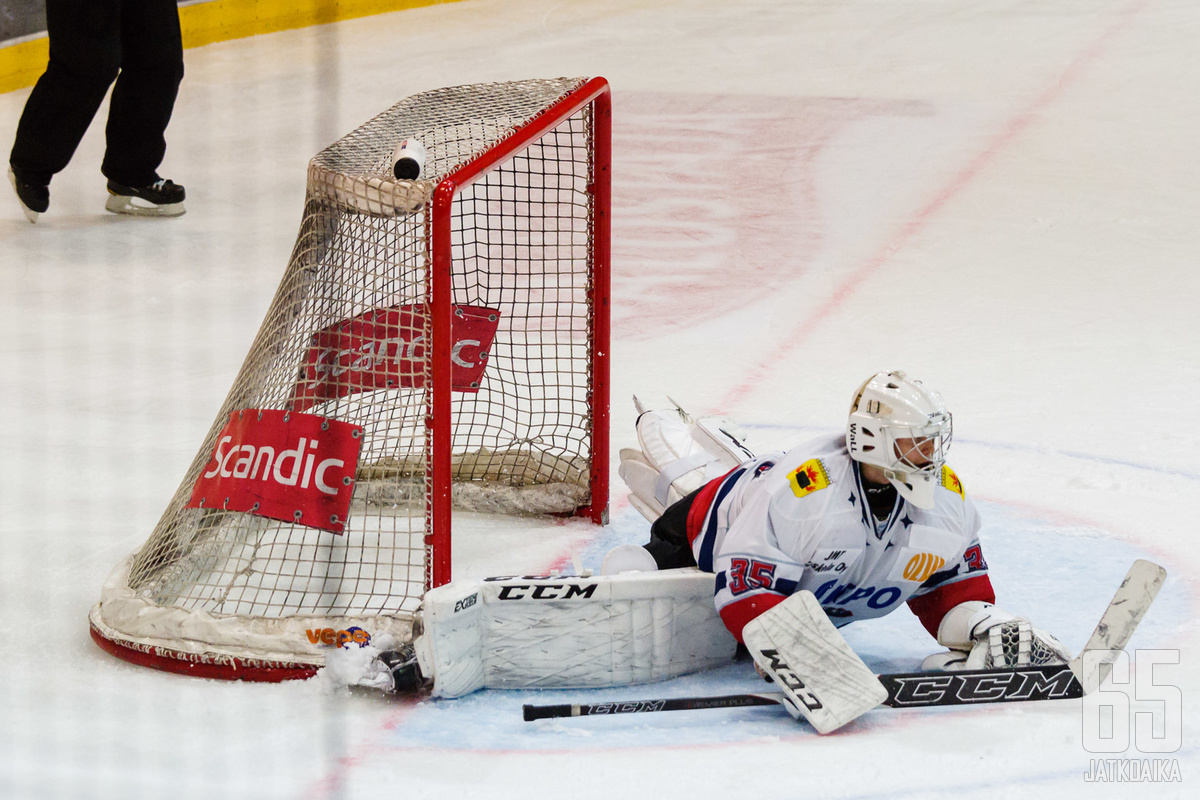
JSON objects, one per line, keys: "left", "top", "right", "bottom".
{"left": 90, "top": 77, "right": 606, "bottom": 674}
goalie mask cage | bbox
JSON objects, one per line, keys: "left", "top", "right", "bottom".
{"left": 89, "top": 76, "right": 611, "bottom": 681}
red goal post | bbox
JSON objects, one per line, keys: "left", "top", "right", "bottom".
{"left": 427, "top": 77, "right": 611, "bottom": 589}
{"left": 89, "top": 77, "right": 612, "bottom": 681}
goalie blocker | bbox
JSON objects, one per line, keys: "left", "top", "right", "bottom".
{"left": 741, "top": 590, "right": 888, "bottom": 733}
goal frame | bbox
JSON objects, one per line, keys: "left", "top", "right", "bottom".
{"left": 88, "top": 77, "right": 613, "bottom": 682}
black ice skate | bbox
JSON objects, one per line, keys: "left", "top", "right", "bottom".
{"left": 378, "top": 643, "right": 431, "bottom": 693}
{"left": 8, "top": 167, "right": 49, "bottom": 224}
{"left": 105, "top": 178, "right": 186, "bottom": 217}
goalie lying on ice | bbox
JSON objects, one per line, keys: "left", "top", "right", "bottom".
{"left": 353, "top": 370, "right": 1069, "bottom": 709}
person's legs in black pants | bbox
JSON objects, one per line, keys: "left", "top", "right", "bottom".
{"left": 10, "top": 0, "right": 123, "bottom": 186}
{"left": 102, "top": 0, "right": 184, "bottom": 186}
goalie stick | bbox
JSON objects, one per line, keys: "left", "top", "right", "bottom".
{"left": 523, "top": 559, "right": 1166, "bottom": 723}
{"left": 522, "top": 663, "right": 1080, "bottom": 721}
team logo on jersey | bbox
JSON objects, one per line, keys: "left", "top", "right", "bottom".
{"left": 788, "top": 459, "right": 831, "bottom": 498}
{"left": 902, "top": 552, "right": 947, "bottom": 582}
{"left": 940, "top": 465, "right": 965, "bottom": 499}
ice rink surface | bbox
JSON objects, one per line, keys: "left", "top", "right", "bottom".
{"left": 2, "top": 0, "right": 1198, "bottom": 797}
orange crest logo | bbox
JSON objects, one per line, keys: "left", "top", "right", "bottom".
{"left": 940, "top": 465, "right": 965, "bottom": 499}
{"left": 903, "top": 552, "right": 947, "bottom": 582}
{"left": 788, "top": 459, "right": 831, "bottom": 498}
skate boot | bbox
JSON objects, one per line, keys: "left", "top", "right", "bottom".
{"left": 8, "top": 167, "right": 49, "bottom": 224}
{"left": 378, "top": 643, "right": 431, "bottom": 693}
{"left": 105, "top": 178, "right": 186, "bottom": 217}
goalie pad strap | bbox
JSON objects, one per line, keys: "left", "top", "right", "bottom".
{"left": 619, "top": 452, "right": 670, "bottom": 520}
{"left": 655, "top": 452, "right": 711, "bottom": 506}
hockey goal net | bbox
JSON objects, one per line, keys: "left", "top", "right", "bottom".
{"left": 89, "top": 77, "right": 611, "bottom": 681}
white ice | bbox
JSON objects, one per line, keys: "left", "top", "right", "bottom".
{"left": 1, "top": 1, "right": 1197, "bottom": 798}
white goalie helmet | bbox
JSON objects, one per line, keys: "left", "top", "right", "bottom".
{"left": 846, "top": 370, "right": 952, "bottom": 509}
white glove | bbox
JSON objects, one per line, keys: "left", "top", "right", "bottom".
{"left": 921, "top": 601, "right": 1071, "bottom": 671}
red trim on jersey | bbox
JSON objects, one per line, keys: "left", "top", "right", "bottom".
{"left": 685, "top": 468, "right": 736, "bottom": 545}
{"left": 719, "top": 592, "right": 788, "bottom": 643}
{"left": 907, "top": 574, "right": 996, "bottom": 639}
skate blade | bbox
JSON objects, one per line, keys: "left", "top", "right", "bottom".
{"left": 105, "top": 194, "right": 186, "bottom": 217}
{"left": 8, "top": 169, "right": 40, "bottom": 224}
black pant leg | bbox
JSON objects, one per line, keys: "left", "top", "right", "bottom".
{"left": 644, "top": 486, "right": 704, "bottom": 570}
{"left": 101, "top": 0, "right": 184, "bottom": 186}
{"left": 9, "top": 0, "right": 123, "bottom": 184}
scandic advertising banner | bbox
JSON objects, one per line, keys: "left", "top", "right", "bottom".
{"left": 289, "top": 304, "right": 502, "bottom": 412}
{"left": 187, "top": 409, "right": 364, "bottom": 534}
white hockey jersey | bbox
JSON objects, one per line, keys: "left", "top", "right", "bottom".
{"left": 685, "top": 433, "right": 994, "bottom": 641}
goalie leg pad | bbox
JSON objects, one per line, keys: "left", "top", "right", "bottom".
{"left": 741, "top": 591, "right": 887, "bottom": 734}
{"left": 619, "top": 397, "right": 754, "bottom": 523}
{"left": 417, "top": 569, "right": 737, "bottom": 698}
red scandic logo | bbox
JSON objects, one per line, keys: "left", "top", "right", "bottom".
{"left": 187, "top": 409, "right": 363, "bottom": 534}
{"left": 288, "top": 304, "right": 502, "bottom": 412}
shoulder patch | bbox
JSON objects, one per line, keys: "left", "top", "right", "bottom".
{"left": 788, "top": 458, "right": 831, "bottom": 498}
{"left": 940, "top": 465, "right": 965, "bottom": 499}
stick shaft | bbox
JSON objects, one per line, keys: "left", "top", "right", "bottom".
{"left": 523, "top": 693, "right": 779, "bottom": 721}
{"left": 522, "top": 664, "right": 1081, "bottom": 720}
